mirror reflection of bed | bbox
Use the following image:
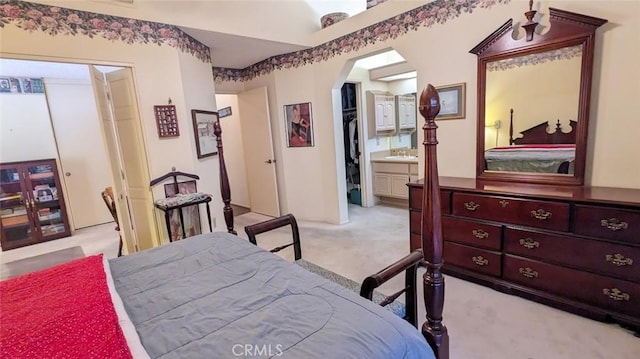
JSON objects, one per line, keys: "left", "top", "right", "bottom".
{"left": 484, "top": 108, "right": 577, "bottom": 174}
{"left": 481, "top": 41, "right": 583, "bottom": 179}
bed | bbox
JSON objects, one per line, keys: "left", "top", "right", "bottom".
{"left": 0, "top": 85, "right": 449, "bottom": 359}
{"left": 485, "top": 108, "right": 577, "bottom": 173}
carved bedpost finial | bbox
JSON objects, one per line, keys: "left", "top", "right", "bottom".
{"left": 419, "top": 84, "right": 449, "bottom": 359}
{"left": 213, "top": 120, "right": 237, "bottom": 235}
{"left": 523, "top": 0, "right": 539, "bottom": 41}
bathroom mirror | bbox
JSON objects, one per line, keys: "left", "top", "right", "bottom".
{"left": 470, "top": 6, "right": 606, "bottom": 186}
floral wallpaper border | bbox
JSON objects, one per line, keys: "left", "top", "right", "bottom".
{"left": 487, "top": 44, "right": 582, "bottom": 71}
{"left": 213, "top": 0, "right": 511, "bottom": 83}
{"left": 0, "top": 0, "right": 211, "bottom": 63}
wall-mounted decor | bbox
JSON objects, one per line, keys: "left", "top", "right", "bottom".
{"left": 435, "top": 83, "right": 466, "bottom": 120}
{"left": 154, "top": 105, "right": 180, "bottom": 138}
{"left": 191, "top": 109, "right": 218, "bottom": 158}
{"left": 163, "top": 180, "right": 201, "bottom": 241}
{"left": 218, "top": 106, "right": 232, "bottom": 118}
{"left": 284, "top": 102, "right": 314, "bottom": 147}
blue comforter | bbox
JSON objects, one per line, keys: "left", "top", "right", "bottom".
{"left": 109, "top": 232, "right": 434, "bottom": 359}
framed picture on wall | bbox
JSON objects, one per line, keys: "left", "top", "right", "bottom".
{"left": 284, "top": 102, "right": 314, "bottom": 147}
{"left": 191, "top": 109, "right": 218, "bottom": 158}
{"left": 435, "top": 83, "right": 466, "bottom": 120}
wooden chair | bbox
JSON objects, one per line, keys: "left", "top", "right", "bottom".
{"left": 244, "top": 214, "right": 422, "bottom": 327}
{"left": 101, "top": 187, "right": 123, "bottom": 257}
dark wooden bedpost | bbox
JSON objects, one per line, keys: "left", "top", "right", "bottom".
{"left": 509, "top": 108, "right": 514, "bottom": 145}
{"left": 213, "top": 119, "right": 237, "bottom": 235}
{"left": 419, "top": 84, "right": 449, "bottom": 359}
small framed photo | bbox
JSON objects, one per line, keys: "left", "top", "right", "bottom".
{"left": 284, "top": 102, "right": 314, "bottom": 147}
{"left": 436, "top": 83, "right": 466, "bottom": 120}
{"left": 191, "top": 109, "right": 218, "bottom": 159}
{"left": 218, "top": 106, "right": 232, "bottom": 118}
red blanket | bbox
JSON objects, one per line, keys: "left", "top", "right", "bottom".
{"left": 0, "top": 254, "right": 132, "bottom": 358}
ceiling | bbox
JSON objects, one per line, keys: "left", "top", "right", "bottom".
{"left": 24, "top": 0, "right": 420, "bottom": 69}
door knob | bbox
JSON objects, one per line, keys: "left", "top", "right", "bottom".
{"left": 265, "top": 159, "right": 276, "bottom": 164}
{"left": 65, "top": 172, "right": 71, "bottom": 177}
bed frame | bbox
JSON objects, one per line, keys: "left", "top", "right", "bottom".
{"left": 509, "top": 108, "right": 577, "bottom": 145}
{"left": 212, "top": 84, "right": 449, "bottom": 359}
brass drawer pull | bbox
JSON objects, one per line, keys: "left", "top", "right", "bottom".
{"left": 499, "top": 199, "right": 509, "bottom": 207}
{"left": 464, "top": 201, "right": 480, "bottom": 211}
{"left": 519, "top": 238, "right": 540, "bottom": 249}
{"left": 472, "top": 229, "right": 489, "bottom": 239}
{"left": 531, "top": 209, "right": 552, "bottom": 220}
{"left": 600, "top": 218, "right": 628, "bottom": 231}
{"left": 518, "top": 267, "right": 538, "bottom": 279}
{"left": 472, "top": 256, "right": 489, "bottom": 266}
{"left": 605, "top": 254, "right": 633, "bottom": 267}
{"left": 603, "top": 288, "right": 630, "bottom": 301}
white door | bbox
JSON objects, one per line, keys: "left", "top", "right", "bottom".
{"left": 46, "top": 79, "right": 113, "bottom": 229}
{"left": 90, "top": 66, "right": 135, "bottom": 253}
{"left": 105, "top": 69, "right": 157, "bottom": 251}
{"left": 91, "top": 66, "right": 158, "bottom": 252}
{"left": 237, "top": 87, "right": 280, "bottom": 217}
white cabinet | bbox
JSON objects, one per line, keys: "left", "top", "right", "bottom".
{"left": 367, "top": 91, "right": 396, "bottom": 135}
{"left": 372, "top": 161, "right": 417, "bottom": 199}
{"left": 391, "top": 174, "right": 410, "bottom": 198}
{"left": 373, "top": 173, "right": 392, "bottom": 196}
{"left": 396, "top": 94, "right": 416, "bottom": 131}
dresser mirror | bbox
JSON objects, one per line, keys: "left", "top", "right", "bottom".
{"left": 470, "top": 4, "right": 606, "bottom": 186}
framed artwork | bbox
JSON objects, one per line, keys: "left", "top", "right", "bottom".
{"left": 284, "top": 102, "right": 314, "bottom": 147}
{"left": 435, "top": 83, "right": 466, "bottom": 120}
{"left": 218, "top": 106, "right": 232, "bottom": 118}
{"left": 191, "top": 109, "right": 218, "bottom": 158}
{"left": 164, "top": 180, "right": 201, "bottom": 241}
{"left": 154, "top": 105, "right": 180, "bottom": 138}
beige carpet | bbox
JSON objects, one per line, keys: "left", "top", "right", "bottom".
{"left": 235, "top": 204, "right": 640, "bottom": 359}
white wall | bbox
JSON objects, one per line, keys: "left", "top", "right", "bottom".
{"left": 216, "top": 0, "right": 640, "bottom": 225}
{"left": 0, "top": 93, "right": 57, "bottom": 162}
{"left": 215, "top": 94, "right": 250, "bottom": 208}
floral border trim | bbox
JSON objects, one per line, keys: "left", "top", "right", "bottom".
{"left": 213, "top": 0, "right": 511, "bottom": 83}
{"left": 487, "top": 44, "right": 582, "bottom": 71}
{"left": 0, "top": 0, "right": 211, "bottom": 63}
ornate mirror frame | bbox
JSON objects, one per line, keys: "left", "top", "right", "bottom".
{"left": 470, "top": 6, "right": 607, "bottom": 186}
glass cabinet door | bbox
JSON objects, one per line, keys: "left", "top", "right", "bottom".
{"left": 26, "top": 163, "right": 66, "bottom": 238}
{"left": 0, "top": 166, "right": 33, "bottom": 245}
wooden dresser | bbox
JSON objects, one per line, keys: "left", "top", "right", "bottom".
{"left": 408, "top": 177, "right": 640, "bottom": 330}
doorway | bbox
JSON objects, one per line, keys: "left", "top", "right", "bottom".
{"left": 0, "top": 58, "right": 156, "bottom": 254}
{"left": 341, "top": 82, "right": 362, "bottom": 207}
{"left": 334, "top": 49, "right": 417, "bottom": 219}
{"left": 0, "top": 59, "right": 112, "bottom": 232}
{"left": 215, "top": 87, "right": 281, "bottom": 218}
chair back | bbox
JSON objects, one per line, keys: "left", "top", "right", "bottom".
{"left": 101, "top": 187, "right": 123, "bottom": 256}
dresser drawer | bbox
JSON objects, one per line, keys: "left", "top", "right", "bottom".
{"left": 504, "top": 255, "right": 640, "bottom": 317}
{"left": 409, "top": 187, "right": 451, "bottom": 214}
{"left": 504, "top": 228, "right": 639, "bottom": 283}
{"left": 444, "top": 242, "right": 501, "bottom": 277}
{"left": 574, "top": 205, "right": 640, "bottom": 244}
{"left": 453, "top": 193, "right": 570, "bottom": 232}
{"left": 443, "top": 216, "right": 501, "bottom": 251}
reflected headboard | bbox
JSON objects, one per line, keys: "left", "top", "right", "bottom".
{"left": 509, "top": 108, "right": 577, "bottom": 145}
